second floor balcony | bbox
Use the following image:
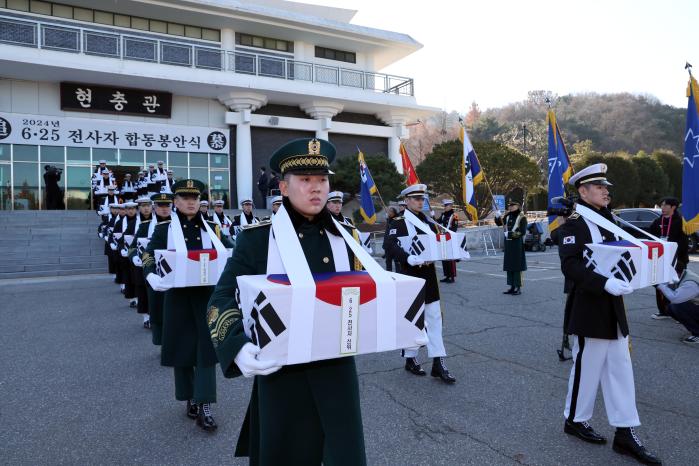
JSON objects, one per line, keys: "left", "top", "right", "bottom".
{"left": 0, "top": 13, "right": 415, "bottom": 97}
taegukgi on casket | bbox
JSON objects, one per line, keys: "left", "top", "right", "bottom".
{"left": 575, "top": 203, "right": 679, "bottom": 290}
{"left": 397, "top": 210, "right": 470, "bottom": 262}
{"left": 154, "top": 205, "right": 232, "bottom": 288}
{"left": 236, "top": 205, "right": 427, "bottom": 366}
{"left": 358, "top": 231, "right": 373, "bottom": 254}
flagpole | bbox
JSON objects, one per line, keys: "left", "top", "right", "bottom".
{"left": 357, "top": 146, "right": 389, "bottom": 213}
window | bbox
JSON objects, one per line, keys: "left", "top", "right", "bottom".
{"left": 13, "top": 144, "right": 38, "bottom": 161}
{"left": 167, "top": 23, "right": 184, "bottom": 37}
{"left": 315, "top": 46, "right": 356, "bottom": 64}
{"left": 40, "top": 145, "right": 64, "bottom": 163}
{"left": 189, "top": 152, "right": 208, "bottom": 167}
{"left": 93, "top": 10, "right": 113, "bottom": 26}
{"left": 30, "top": 0, "right": 51, "bottom": 15}
{"left": 73, "top": 7, "right": 93, "bottom": 22}
{"left": 236, "top": 33, "right": 292, "bottom": 53}
{"left": 0, "top": 143, "right": 10, "bottom": 162}
{"left": 185, "top": 26, "right": 201, "bottom": 39}
{"left": 114, "top": 14, "right": 130, "bottom": 28}
{"left": 168, "top": 152, "right": 187, "bottom": 166}
{"left": 66, "top": 146, "right": 89, "bottom": 163}
{"left": 202, "top": 28, "right": 220, "bottom": 42}
{"left": 7, "top": 0, "right": 29, "bottom": 11}
{"left": 149, "top": 20, "right": 167, "bottom": 34}
{"left": 131, "top": 17, "right": 149, "bottom": 31}
{"left": 52, "top": 3, "right": 72, "bottom": 19}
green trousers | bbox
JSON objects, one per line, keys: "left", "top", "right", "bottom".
{"left": 507, "top": 271, "right": 522, "bottom": 288}
{"left": 174, "top": 366, "right": 216, "bottom": 404}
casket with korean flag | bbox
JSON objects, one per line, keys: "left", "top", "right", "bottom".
{"left": 585, "top": 240, "right": 677, "bottom": 289}
{"left": 236, "top": 206, "right": 427, "bottom": 365}
{"left": 154, "top": 214, "right": 232, "bottom": 288}
{"left": 137, "top": 238, "right": 150, "bottom": 258}
{"left": 576, "top": 204, "right": 679, "bottom": 290}
{"left": 396, "top": 210, "right": 470, "bottom": 262}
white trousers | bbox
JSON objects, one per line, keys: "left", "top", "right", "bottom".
{"left": 403, "top": 301, "right": 446, "bottom": 358}
{"left": 564, "top": 329, "right": 640, "bottom": 427}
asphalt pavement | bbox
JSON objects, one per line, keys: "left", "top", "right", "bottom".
{"left": 1, "top": 250, "right": 697, "bottom": 465}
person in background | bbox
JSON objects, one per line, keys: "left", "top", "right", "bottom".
{"left": 257, "top": 166, "right": 268, "bottom": 204}
{"left": 199, "top": 200, "right": 212, "bottom": 221}
{"left": 649, "top": 197, "right": 689, "bottom": 320}
{"left": 382, "top": 205, "right": 401, "bottom": 273}
{"left": 494, "top": 200, "right": 527, "bottom": 295}
{"left": 437, "top": 199, "right": 458, "bottom": 283}
{"left": 656, "top": 270, "right": 699, "bottom": 344}
{"left": 268, "top": 170, "right": 280, "bottom": 195}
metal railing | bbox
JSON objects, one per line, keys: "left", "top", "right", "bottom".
{"left": 0, "top": 14, "right": 414, "bottom": 96}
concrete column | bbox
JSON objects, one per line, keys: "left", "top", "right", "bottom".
{"left": 377, "top": 111, "right": 411, "bottom": 174}
{"left": 221, "top": 28, "right": 235, "bottom": 50}
{"left": 218, "top": 92, "right": 268, "bottom": 206}
{"left": 300, "top": 100, "right": 344, "bottom": 141}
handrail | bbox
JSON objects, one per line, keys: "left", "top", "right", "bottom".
{"left": 0, "top": 13, "right": 414, "bottom": 96}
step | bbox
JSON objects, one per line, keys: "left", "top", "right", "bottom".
{"left": 0, "top": 269, "right": 108, "bottom": 280}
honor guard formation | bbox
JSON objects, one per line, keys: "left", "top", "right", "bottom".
{"left": 89, "top": 138, "right": 693, "bottom": 466}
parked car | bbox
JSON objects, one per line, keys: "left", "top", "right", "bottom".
{"left": 614, "top": 208, "right": 699, "bottom": 252}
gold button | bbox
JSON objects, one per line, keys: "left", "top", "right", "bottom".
{"left": 183, "top": 225, "right": 187, "bottom": 228}
{"left": 298, "top": 233, "right": 304, "bottom": 239}
{"left": 196, "top": 236, "right": 200, "bottom": 240}
{"left": 323, "top": 257, "right": 329, "bottom": 263}
{"left": 185, "top": 238, "right": 189, "bottom": 241}
{"left": 319, "top": 230, "right": 324, "bottom": 235}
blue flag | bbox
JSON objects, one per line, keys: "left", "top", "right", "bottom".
{"left": 682, "top": 75, "right": 699, "bottom": 234}
{"left": 547, "top": 110, "right": 574, "bottom": 233}
{"left": 358, "top": 149, "right": 377, "bottom": 224}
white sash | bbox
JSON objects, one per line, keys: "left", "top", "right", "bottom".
{"left": 167, "top": 214, "right": 227, "bottom": 287}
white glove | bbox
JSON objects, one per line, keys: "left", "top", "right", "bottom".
{"left": 132, "top": 256, "right": 142, "bottom": 267}
{"left": 234, "top": 343, "right": 282, "bottom": 378}
{"left": 604, "top": 277, "right": 633, "bottom": 296}
{"left": 120, "top": 248, "right": 128, "bottom": 258}
{"left": 407, "top": 255, "right": 424, "bottom": 266}
{"left": 109, "top": 243, "right": 117, "bottom": 251}
{"left": 146, "top": 273, "right": 170, "bottom": 292}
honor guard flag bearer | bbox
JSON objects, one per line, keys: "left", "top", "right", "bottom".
{"left": 459, "top": 125, "right": 483, "bottom": 221}
{"left": 682, "top": 65, "right": 699, "bottom": 234}
{"left": 358, "top": 148, "right": 377, "bottom": 224}
{"left": 547, "top": 109, "right": 574, "bottom": 232}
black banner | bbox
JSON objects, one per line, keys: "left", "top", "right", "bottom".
{"left": 60, "top": 82, "right": 172, "bottom": 118}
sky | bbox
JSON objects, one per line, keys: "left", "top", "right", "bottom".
{"left": 301, "top": 0, "right": 698, "bottom": 113}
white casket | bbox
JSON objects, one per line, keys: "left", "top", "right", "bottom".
{"left": 358, "top": 231, "right": 373, "bottom": 254}
{"left": 585, "top": 240, "right": 678, "bottom": 289}
{"left": 155, "top": 248, "right": 232, "bottom": 287}
{"left": 236, "top": 205, "right": 426, "bottom": 366}
{"left": 136, "top": 238, "right": 150, "bottom": 258}
{"left": 398, "top": 231, "right": 470, "bottom": 262}
{"left": 238, "top": 270, "right": 426, "bottom": 365}
{"left": 123, "top": 234, "right": 134, "bottom": 247}
{"left": 154, "top": 213, "right": 232, "bottom": 288}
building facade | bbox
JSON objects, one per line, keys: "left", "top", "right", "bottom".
{"left": 0, "top": 0, "right": 435, "bottom": 210}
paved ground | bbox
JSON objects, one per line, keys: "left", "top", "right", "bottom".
{"left": 1, "top": 250, "right": 697, "bottom": 465}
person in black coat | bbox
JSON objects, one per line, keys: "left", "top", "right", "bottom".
{"left": 558, "top": 163, "right": 661, "bottom": 465}
{"left": 382, "top": 206, "right": 400, "bottom": 272}
{"left": 649, "top": 197, "right": 689, "bottom": 319}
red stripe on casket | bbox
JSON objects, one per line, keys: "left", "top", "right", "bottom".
{"left": 436, "top": 233, "right": 451, "bottom": 241}
{"left": 185, "top": 249, "right": 218, "bottom": 261}
{"left": 604, "top": 241, "right": 664, "bottom": 259}
{"left": 267, "top": 271, "right": 377, "bottom": 306}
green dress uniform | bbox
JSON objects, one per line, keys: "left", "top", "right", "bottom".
{"left": 207, "top": 138, "right": 366, "bottom": 465}
{"left": 143, "top": 209, "right": 233, "bottom": 406}
{"left": 495, "top": 208, "right": 528, "bottom": 290}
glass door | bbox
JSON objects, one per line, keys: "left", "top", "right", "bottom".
{"left": 66, "top": 166, "right": 92, "bottom": 210}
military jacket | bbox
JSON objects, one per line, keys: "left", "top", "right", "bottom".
{"left": 438, "top": 210, "right": 458, "bottom": 230}
{"left": 383, "top": 210, "right": 440, "bottom": 303}
{"left": 558, "top": 200, "right": 629, "bottom": 339}
{"left": 232, "top": 212, "right": 260, "bottom": 227}
{"left": 495, "top": 210, "right": 528, "bottom": 272}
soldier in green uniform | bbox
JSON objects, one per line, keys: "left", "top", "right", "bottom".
{"left": 142, "top": 180, "right": 234, "bottom": 432}
{"left": 207, "top": 138, "right": 367, "bottom": 465}
{"left": 141, "top": 193, "right": 173, "bottom": 344}
{"left": 494, "top": 200, "right": 528, "bottom": 295}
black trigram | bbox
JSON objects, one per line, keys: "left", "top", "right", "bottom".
{"left": 611, "top": 251, "right": 637, "bottom": 283}
{"left": 249, "top": 291, "right": 287, "bottom": 349}
{"left": 137, "top": 242, "right": 146, "bottom": 256}
{"left": 583, "top": 247, "right": 598, "bottom": 270}
{"left": 362, "top": 235, "right": 372, "bottom": 249}
{"left": 404, "top": 284, "right": 426, "bottom": 330}
{"left": 460, "top": 236, "right": 468, "bottom": 252}
{"left": 409, "top": 235, "right": 425, "bottom": 256}
{"left": 157, "top": 256, "right": 172, "bottom": 277}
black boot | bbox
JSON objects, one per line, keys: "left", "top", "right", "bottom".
{"left": 440, "top": 277, "right": 451, "bottom": 283}
{"left": 186, "top": 400, "right": 199, "bottom": 419}
{"left": 404, "top": 357, "right": 426, "bottom": 376}
{"left": 511, "top": 287, "right": 521, "bottom": 295}
{"left": 613, "top": 427, "right": 662, "bottom": 464}
{"left": 503, "top": 287, "right": 515, "bottom": 294}
{"left": 564, "top": 419, "right": 607, "bottom": 444}
{"left": 431, "top": 357, "right": 456, "bottom": 383}
{"left": 196, "top": 403, "right": 218, "bottom": 432}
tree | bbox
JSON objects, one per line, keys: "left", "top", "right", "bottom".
{"left": 631, "top": 152, "right": 669, "bottom": 207}
{"left": 416, "top": 139, "right": 541, "bottom": 218}
{"left": 465, "top": 101, "right": 481, "bottom": 128}
{"left": 330, "top": 153, "right": 403, "bottom": 217}
{"left": 575, "top": 152, "right": 639, "bottom": 207}
{"left": 652, "top": 150, "right": 682, "bottom": 199}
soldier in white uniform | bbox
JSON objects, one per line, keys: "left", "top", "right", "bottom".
{"left": 558, "top": 164, "right": 661, "bottom": 465}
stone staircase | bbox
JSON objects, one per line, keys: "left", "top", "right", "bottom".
{"left": 0, "top": 211, "right": 108, "bottom": 279}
